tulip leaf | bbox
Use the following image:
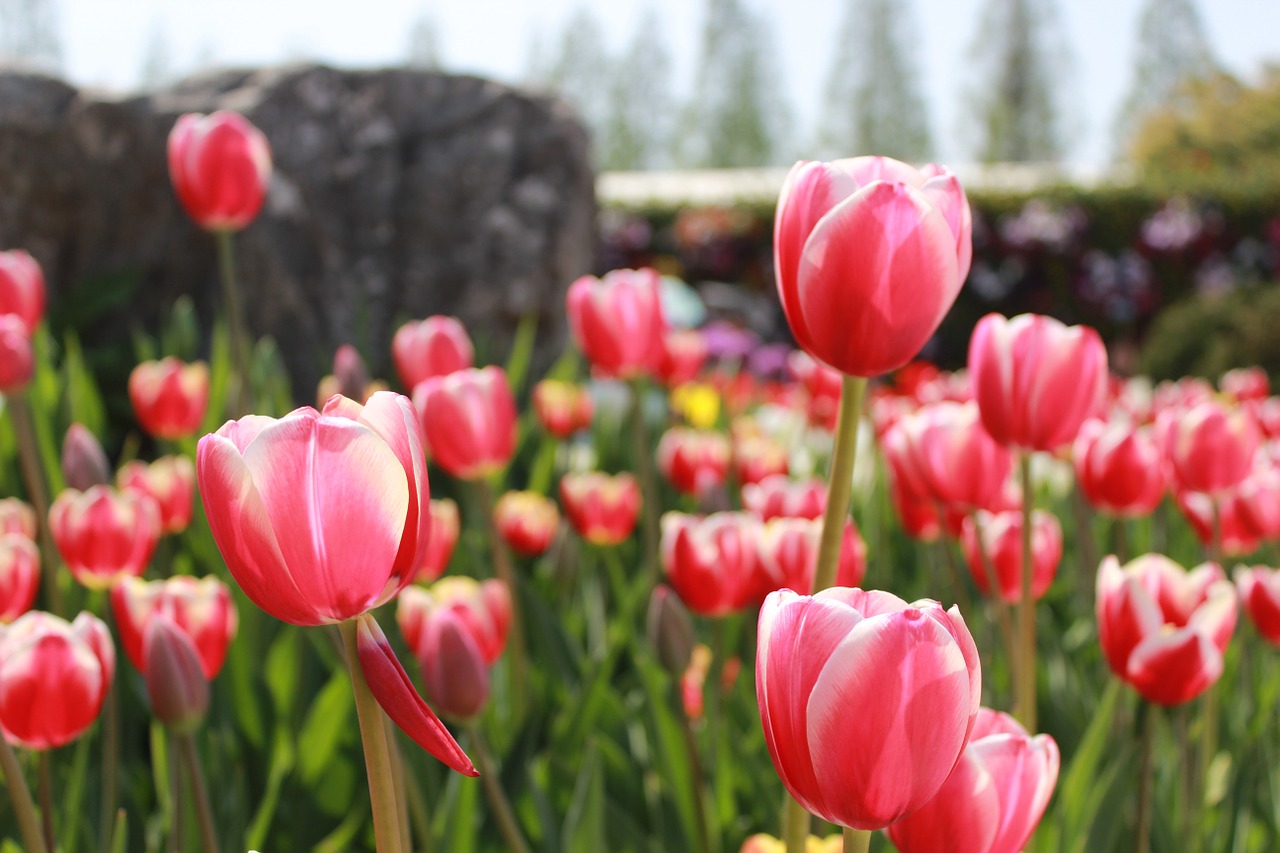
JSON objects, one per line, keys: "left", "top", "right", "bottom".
{"left": 60, "top": 331, "right": 108, "bottom": 439}
{"left": 563, "top": 739, "right": 605, "bottom": 853}
{"left": 297, "top": 670, "right": 354, "bottom": 786}
{"left": 244, "top": 726, "right": 295, "bottom": 850}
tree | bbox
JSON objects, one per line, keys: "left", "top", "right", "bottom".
{"left": 681, "top": 0, "right": 790, "bottom": 168}
{"left": 0, "top": 0, "right": 62, "bottom": 72}
{"left": 964, "top": 0, "right": 1070, "bottom": 163}
{"left": 406, "top": 10, "right": 444, "bottom": 71}
{"left": 817, "top": 0, "right": 932, "bottom": 162}
{"left": 532, "top": 8, "right": 613, "bottom": 161}
{"left": 137, "top": 23, "right": 175, "bottom": 91}
{"left": 1113, "top": 0, "right": 1218, "bottom": 157}
{"left": 598, "top": 7, "right": 673, "bottom": 170}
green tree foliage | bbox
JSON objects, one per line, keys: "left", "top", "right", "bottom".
{"left": 1114, "top": 0, "right": 1218, "bottom": 157}
{"left": 598, "top": 7, "right": 674, "bottom": 171}
{"left": 405, "top": 11, "right": 444, "bottom": 71}
{"left": 1141, "top": 284, "right": 1280, "bottom": 382}
{"left": 817, "top": 0, "right": 933, "bottom": 162}
{"left": 965, "top": 0, "right": 1069, "bottom": 163}
{"left": 529, "top": 8, "right": 612, "bottom": 165}
{"left": 1129, "top": 67, "right": 1280, "bottom": 188}
{"left": 680, "top": 0, "right": 790, "bottom": 168}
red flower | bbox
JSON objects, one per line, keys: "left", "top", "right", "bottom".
{"left": 129, "top": 358, "right": 209, "bottom": 440}
{"left": 168, "top": 111, "right": 271, "bottom": 231}
{"left": 392, "top": 316, "right": 474, "bottom": 391}
{"left": 413, "top": 366, "right": 516, "bottom": 481}
{"left": 566, "top": 268, "right": 666, "bottom": 379}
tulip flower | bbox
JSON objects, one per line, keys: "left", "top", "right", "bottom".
{"left": 886, "top": 401, "right": 1013, "bottom": 511}
{"left": 1176, "top": 489, "right": 1261, "bottom": 557}
{"left": 0, "top": 314, "right": 33, "bottom": 394}
{"left": 670, "top": 381, "right": 722, "bottom": 430}
{"left": 661, "top": 512, "right": 762, "bottom": 617}
{"left": 413, "top": 607, "right": 491, "bottom": 721}
{"left": 0, "top": 499, "right": 34, "bottom": 540}
{"left": 787, "top": 350, "right": 844, "bottom": 430}
{"left": 494, "top": 490, "right": 560, "bottom": 557}
{"left": 1073, "top": 418, "right": 1165, "bottom": 517}
{"left": 741, "top": 475, "right": 826, "bottom": 522}
{"left": 392, "top": 316, "right": 475, "bottom": 391}
{"left": 559, "top": 471, "right": 642, "bottom": 546}
{"left": 732, "top": 432, "right": 790, "bottom": 486}
{"left": 128, "top": 357, "right": 210, "bottom": 440}
{"left": 142, "top": 614, "right": 210, "bottom": 733}
{"left": 0, "top": 250, "right": 45, "bottom": 333}
{"left": 61, "top": 423, "right": 111, "bottom": 492}
{"left": 196, "top": 392, "right": 476, "bottom": 777}
{"left": 960, "top": 510, "right": 1063, "bottom": 604}
{"left": 1096, "top": 554, "right": 1236, "bottom": 706}
{"left": 49, "top": 485, "right": 161, "bottom": 590}
{"left": 656, "top": 427, "right": 731, "bottom": 497}
{"left": 167, "top": 111, "right": 272, "bottom": 232}
{"left": 566, "top": 267, "right": 667, "bottom": 379}
{"left": 0, "top": 611, "right": 114, "bottom": 749}
{"left": 117, "top": 456, "right": 196, "bottom": 535}
{"left": 1236, "top": 566, "right": 1280, "bottom": 646}
{"left": 1157, "top": 399, "right": 1259, "bottom": 496}
{"left": 646, "top": 585, "right": 695, "bottom": 676}
{"left": 775, "top": 157, "right": 971, "bottom": 377}
{"left": 756, "top": 517, "right": 866, "bottom": 596}
{"left": 756, "top": 587, "right": 981, "bottom": 829}
{"left": 657, "top": 328, "right": 708, "bottom": 387}
{"left": 968, "top": 313, "right": 1108, "bottom": 452}
{"left": 0, "top": 534, "right": 39, "bottom": 623}
{"left": 413, "top": 366, "right": 516, "bottom": 481}
{"left": 887, "top": 708, "right": 1060, "bottom": 853}
{"left": 1220, "top": 366, "right": 1269, "bottom": 402}
{"left": 1237, "top": 465, "right": 1280, "bottom": 541}
{"left": 110, "top": 575, "right": 238, "bottom": 680}
{"left": 398, "top": 577, "right": 512, "bottom": 667}
{"left": 532, "top": 379, "right": 593, "bottom": 439}
{"left": 415, "top": 498, "right": 460, "bottom": 582}
{"left": 317, "top": 344, "right": 384, "bottom": 406}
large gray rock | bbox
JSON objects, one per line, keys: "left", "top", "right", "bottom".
{"left": 0, "top": 64, "right": 596, "bottom": 397}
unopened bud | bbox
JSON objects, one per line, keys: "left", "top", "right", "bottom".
{"left": 143, "top": 614, "right": 209, "bottom": 733}
{"left": 646, "top": 585, "right": 695, "bottom": 676}
{"left": 420, "top": 609, "right": 490, "bottom": 721}
{"left": 62, "top": 423, "right": 111, "bottom": 491}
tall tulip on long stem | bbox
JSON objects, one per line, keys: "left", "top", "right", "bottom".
{"left": 771, "top": 156, "right": 973, "bottom": 853}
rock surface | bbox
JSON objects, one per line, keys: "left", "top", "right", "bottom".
{"left": 0, "top": 63, "right": 597, "bottom": 397}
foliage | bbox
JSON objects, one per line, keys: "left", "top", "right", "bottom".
{"left": 1140, "top": 283, "right": 1280, "bottom": 382}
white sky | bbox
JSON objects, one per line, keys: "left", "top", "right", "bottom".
{"left": 59, "top": 0, "right": 1279, "bottom": 167}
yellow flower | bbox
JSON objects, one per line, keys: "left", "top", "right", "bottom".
{"left": 671, "top": 382, "right": 721, "bottom": 429}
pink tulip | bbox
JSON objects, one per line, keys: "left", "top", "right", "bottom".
{"left": 566, "top": 267, "right": 667, "bottom": 379}
{"left": 129, "top": 358, "right": 210, "bottom": 440}
{"left": 889, "top": 401, "right": 1013, "bottom": 511}
{"left": 532, "top": 379, "right": 593, "bottom": 439}
{"left": 559, "top": 471, "right": 641, "bottom": 546}
{"left": 788, "top": 350, "right": 844, "bottom": 431}
{"left": 1157, "top": 399, "right": 1259, "bottom": 496}
{"left": 414, "top": 498, "right": 460, "bottom": 582}
{"left": 317, "top": 344, "right": 383, "bottom": 405}
{"left": 413, "top": 366, "right": 516, "bottom": 480}
{"left": 1096, "top": 554, "right": 1236, "bottom": 706}
{"left": 775, "top": 157, "right": 971, "bottom": 377}
{"left": 1073, "top": 418, "right": 1164, "bottom": 517}
{"left": 755, "top": 517, "right": 866, "bottom": 596}
{"left": 1220, "top": 366, "right": 1269, "bottom": 402}
{"left": 1236, "top": 566, "right": 1280, "bottom": 646}
{"left": 197, "top": 391, "right": 476, "bottom": 775}
{"left": 414, "top": 607, "right": 491, "bottom": 720}
{"left": 756, "top": 587, "right": 981, "bottom": 829}
{"left": 732, "top": 433, "right": 790, "bottom": 487}
{"left": 969, "top": 313, "right": 1108, "bottom": 452}
{"left": 398, "top": 577, "right": 512, "bottom": 667}
{"left": 887, "top": 708, "right": 1060, "bottom": 853}
{"left": 1237, "top": 465, "right": 1280, "bottom": 541}
{"left": 0, "top": 534, "right": 39, "bottom": 623}
{"left": 1176, "top": 489, "right": 1261, "bottom": 557}
{"left": 657, "top": 328, "right": 708, "bottom": 387}
{"left": 111, "top": 575, "right": 238, "bottom": 680}
{"left": 143, "top": 614, "right": 210, "bottom": 732}
{"left": 961, "top": 510, "right": 1063, "bottom": 604}
{"left": 0, "top": 250, "right": 45, "bottom": 333}
{"left": 0, "top": 314, "right": 33, "bottom": 394}
{"left": 0, "top": 611, "right": 114, "bottom": 749}
{"left": 49, "top": 485, "right": 161, "bottom": 590}
{"left": 117, "top": 456, "right": 196, "bottom": 534}
{"left": 0, "top": 499, "right": 35, "bottom": 540}
{"left": 741, "top": 475, "right": 825, "bottom": 522}
{"left": 391, "top": 316, "right": 475, "bottom": 391}
{"left": 656, "top": 427, "right": 731, "bottom": 497}
{"left": 662, "top": 512, "right": 762, "bottom": 617}
{"left": 494, "top": 490, "right": 560, "bottom": 557}
{"left": 168, "top": 111, "right": 272, "bottom": 231}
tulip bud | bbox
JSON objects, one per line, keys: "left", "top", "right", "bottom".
{"left": 415, "top": 498, "right": 460, "bottom": 583}
{"left": 656, "top": 427, "right": 731, "bottom": 497}
{"left": 0, "top": 534, "right": 39, "bottom": 623}
{"left": 960, "top": 510, "right": 1064, "bottom": 603}
{"left": 62, "top": 423, "right": 112, "bottom": 492}
{"left": 0, "top": 314, "right": 34, "bottom": 394}
{"left": 413, "top": 366, "right": 517, "bottom": 480}
{"left": 493, "top": 490, "right": 559, "bottom": 557}
{"left": 0, "top": 498, "right": 36, "bottom": 539}
{"left": 532, "top": 379, "right": 594, "bottom": 439}
{"left": 646, "top": 585, "right": 695, "bottom": 675}
{"left": 656, "top": 329, "right": 707, "bottom": 388}
{"left": 129, "top": 358, "right": 210, "bottom": 440}
{"left": 168, "top": 111, "right": 272, "bottom": 232}
{"left": 117, "top": 456, "right": 196, "bottom": 535}
{"left": 143, "top": 615, "right": 210, "bottom": 732}
{"left": 0, "top": 250, "right": 45, "bottom": 333}
{"left": 418, "top": 608, "right": 490, "bottom": 721}
{"left": 49, "top": 485, "right": 161, "bottom": 590}
{"left": 392, "top": 316, "right": 474, "bottom": 391}
{"left": 1237, "top": 566, "right": 1280, "bottom": 646}
{"left": 559, "top": 471, "right": 642, "bottom": 546}
{"left": 566, "top": 268, "right": 667, "bottom": 379}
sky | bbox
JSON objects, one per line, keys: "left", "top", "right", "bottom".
{"left": 57, "top": 0, "right": 1280, "bottom": 168}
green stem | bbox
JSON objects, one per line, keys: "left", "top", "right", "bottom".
{"left": 214, "top": 229, "right": 251, "bottom": 416}
{"left": 382, "top": 716, "right": 413, "bottom": 853}
{"left": 99, "top": 622, "right": 120, "bottom": 853}
{"left": 812, "top": 376, "right": 867, "bottom": 594}
{"left": 843, "top": 827, "right": 871, "bottom": 853}
{"left": 468, "top": 724, "right": 531, "bottom": 853}
{"left": 175, "top": 732, "right": 219, "bottom": 853}
{"left": 1198, "top": 683, "right": 1219, "bottom": 838}
{"left": 0, "top": 736, "right": 48, "bottom": 853}
{"left": 676, "top": 700, "right": 713, "bottom": 853}
{"left": 934, "top": 520, "right": 972, "bottom": 616}
{"left": 1016, "top": 451, "right": 1037, "bottom": 731}
{"left": 38, "top": 750, "right": 55, "bottom": 853}
{"left": 475, "top": 478, "right": 528, "bottom": 711}
{"left": 169, "top": 731, "right": 183, "bottom": 853}
{"left": 9, "top": 392, "right": 62, "bottom": 616}
{"left": 338, "top": 619, "right": 404, "bottom": 853}
{"left": 1137, "top": 700, "right": 1156, "bottom": 853}
{"left": 782, "top": 794, "right": 810, "bottom": 853}
{"left": 629, "top": 378, "right": 660, "bottom": 582}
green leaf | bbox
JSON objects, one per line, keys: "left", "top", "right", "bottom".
{"left": 563, "top": 740, "right": 605, "bottom": 853}
{"left": 244, "top": 727, "right": 296, "bottom": 850}
{"left": 297, "top": 671, "right": 354, "bottom": 786}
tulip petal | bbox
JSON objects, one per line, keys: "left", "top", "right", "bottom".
{"left": 806, "top": 608, "right": 973, "bottom": 829}
{"left": 884, "top": 748, "right": 999, "bottom": 853}
{"left": 971, "top": 732, "right": 1060, "bottom": 853}
{"left": 1127, "top": 627, "right": 1222, "bottom": 706}
{"left": 355, "top": 614, "right": 478, "bottom": 776}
